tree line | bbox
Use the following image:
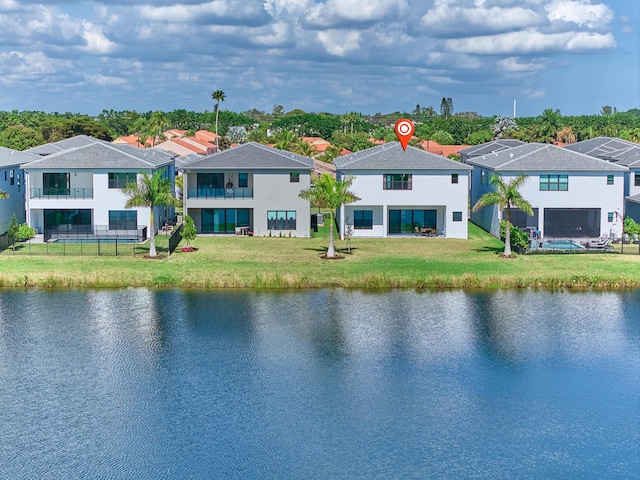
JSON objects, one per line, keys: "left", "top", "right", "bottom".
{"left": 1, "top": 104, "right": 638, "bottom": 154}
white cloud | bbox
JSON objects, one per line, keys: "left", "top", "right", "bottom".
{"left": 317, "top": 29, "right": 362, "bottom": 57}
{"left": 427, "top": 75, "right": 461, "bottom": 84}
{"left": 444, "top": 28, "right": 615, "bottom": 54}
{"left": 0, "top": 51, "right": 70, "bottom": 82}
{"left": 523, "top": 88, "right": 545, "bottom": 99}
{"left": 545, "top": 0, "right": 614, "bottom": 29}
{"left": 87, "top": 74, "right": 127, "bottom": 86}
{"left": 307, "top": 0, "right": 409, "bottom": 27}
{"left": 82, "top": 21, "right": 117, "bottom": 54}
{"left": 251, "top": 22, "right": 290, "bottom": 46}
{"left": 139, "top": 0, "right": 266, "bottom": 24}
{"left": 497, "top": 56, "right": 547, "bottom": 73}
{"left": 622, "top": 26, "right": 633, "bottom": 35}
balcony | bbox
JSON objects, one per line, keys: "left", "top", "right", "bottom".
{"left": 31, "top": 188, "right": 94, "bottom": 199}
{"left": 187, "top": 187, "right": 253, "bottom": 200}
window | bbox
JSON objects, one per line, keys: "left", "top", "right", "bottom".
{"left": 238, "top": 173, "right": 248, "bottom": 188}
{"left": 267, "top": 210, "right": 296, "bottom": 230}
{"left": 635, "top": 172, "right": 640, "bottom": 187}
{"left": 354, "top": 210, "right": 373, "bottom": 229}
{"left": 4, "top": 171, "right": 6, "bottom": 181}
{"left": 383, "top": 174, "right": 412, "bottom": 190}
{"left": 9, "top": 169, "right": 14, "bottom": 186}
{"left": 481, "top": 170, "right": 485, "bottom": 185}
{"left": 43, "top": 173, "right": 70, "bottom": 195}
{"left": 109, "top": 211, "right": 138, "bottom": 230}
{"left": 290, "top": 172, "right": 300, "bottom": 183}
{"left": 453, "top": 211, "right": 463, "bottom": 222}
{"left": 451, "top": 173, "right": 458, "bottom": 184}
{"left": 540, "top": 174, "right": 568, "bottom": 191}
{"left": 109, "top": 172, "right": 137, "bottom": 189}
{"left": 17, "top": 173, "right": 20, "bottom": 192}
{"left": 608, "top": 212, "right": 614, "bottom": 222}
{"left": 607, "top": 175, "right": 614, "bottom": 185}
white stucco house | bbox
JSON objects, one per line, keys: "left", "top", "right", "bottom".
{"left": 0, "top": 147, "right": 37, "bottom": 234}
{"left": 467, "top": 143, "right": 628, "bottom": 240}
{"left": 181, "top": 142, "right": 313, "bottom": 237}
{"left": 333, "top": 142, "right": 472, "bottom": 239}
{"left": 21, "top": 136, "right": 176, "bottom": 241}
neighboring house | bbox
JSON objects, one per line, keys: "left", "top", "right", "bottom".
{"left": 333, "top": 142, "right": 472, "bottom": 239}
{"left": 564, "top": 137, "right": 640, "bottom": 221}
{"left": 459, "top": 139, "right": 526, "bottom": 164}
{"left": 467, "top": 143, "right": 627, "bottom": 240}
{"left": 155, "top": 137, "right": 217, "bottom": 157}
{"left": 313, "top": 159, "right": 336, "bottom": 178}
{"left": 21, "top": 138, "right": 176, "bottom": 241}
{"left": 181, "top": 142, "right": 313, "bottom": 237}
{"left": 301, "top": 137, "right": 332, "bottom": 153}
{"left": 0, "top": 147, "right": 37, "bottom": 234}
{"left": 112, "top": 135, "right": 146, "bottom": 149}
{"left": 26, "top": 135, "right": 99, "bottom": 157}
{"left": 418, "top": 140, "right": 471, "bottom": 158}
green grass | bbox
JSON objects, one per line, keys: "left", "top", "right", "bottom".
{"left": 2, "top": 223, "right": 640, "bottom": 289}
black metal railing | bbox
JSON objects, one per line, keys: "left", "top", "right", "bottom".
{"left": 44, "top": 225, "right": 147, "bottom": 242}
{"left": 187, "top": 188, "right": 253, "bottom": 199}
{"left": 31, "top": 188, "right": 93, "bottom": 199}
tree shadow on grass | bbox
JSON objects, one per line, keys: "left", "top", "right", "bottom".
{"left": 303, "top": 247, "right": 358, "bottom": 254}
{"left": 473, "top": 245, "right": 505, "bottom": 254}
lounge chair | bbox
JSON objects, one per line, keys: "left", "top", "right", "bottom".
{"left": 586, "top": 238, "right": 612, "bottom": 250}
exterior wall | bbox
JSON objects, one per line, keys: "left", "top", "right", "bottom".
{"left": 0, "top": 166, "right": 26, "bottom": 234}
{"left": 184, "top": 170, "right": 311, "bottom": 237}
{"left": 625, "top": 168, "right": 640, "bottom": 199}
{"left": 625, "top": 200, "right": 640, "bottom": 224}
{"left": 337, "top": 169, "right": 470, "bottom": 239}
{"left": 470, "top": 168, "right": 625, "bottom": 239}
{"left": 24, "top": 168, "right": 175, "bottom": 236}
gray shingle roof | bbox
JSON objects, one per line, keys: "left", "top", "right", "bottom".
{"left": 333, "top": 142, "right": 471, "bottom": 171}
{"left": 626, "top": 193, "right": 640, "bottom": 205}
{"left": 596, "top": 146, "right": 640, "bottom": 166}
{"left": 466, "top": 143, "right": 628, "bottom": 172}
{"left": 175, "top": 153, "right": 204, "bottom": 168}
{"left": 25, "top": 135, "right": 101, "bottom": 155}
{"left": 0, "top": 146, "right": 39, "bottom": 168}
{"left": 458, "top": 139, "right": 526, "bottom": 157}
{"left": 183, "top": 142, "right": 314, "bottom": 170}
{"left": 21, "top": 141, "right": 174, "bottom": 170}
{"left": 563, "top": 137, "right": 639, "bottom": 158}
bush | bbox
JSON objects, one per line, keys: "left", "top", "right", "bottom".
{"left": 499, "top": 220, "right": 529, "bottom": 249}
{"left": 16, "top": 224, "right": 35, "bottom": 241}
{"left": 623, "top": 217, "right": 640, "bottom": 236}
{"left": 180, "top": 215, "right": 197, "bottom": 246}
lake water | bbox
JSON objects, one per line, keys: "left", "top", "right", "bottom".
{"left": 0, "top": 289, "right": 638, "bottom": 479}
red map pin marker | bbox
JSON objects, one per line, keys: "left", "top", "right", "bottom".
{"left": 394, "top": 118, "right": 414, "bottom": 150}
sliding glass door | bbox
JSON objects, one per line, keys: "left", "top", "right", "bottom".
{"left": 388, "top": 209, "right": 436, "bottom": 234}
{"left": 201, "top": 209, "right": 251, "bottom": 233}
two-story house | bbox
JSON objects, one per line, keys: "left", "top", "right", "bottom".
{"left": 467, "top": 143, "right": 627, "bottom": 240}
{"left": 22, "top": 139, "right": 176, "bottom": 241}
{"left": 333, "top": 142, "right": 472, "bottom": 239}
{"left": 459, "top": 139, "right": 526, "bottom": 164}
{"left": 0, "top": 147, "right": 36, "bottom": 234}
{"left": 182, "top": 142, "right": 313, "bottom": 237}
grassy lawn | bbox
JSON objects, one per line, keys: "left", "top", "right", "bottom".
{"left": 2, "top": 223, "right": 640, "bottom": 289}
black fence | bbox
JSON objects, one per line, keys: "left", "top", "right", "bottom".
{"left": 5, "top": 238, "right": 149, "bottom": 256}
{"left": 44, "top": 225, "right": 148, "bottom": 242}
{"left": 168, "top": 223, "right": 183, "bottom": 255}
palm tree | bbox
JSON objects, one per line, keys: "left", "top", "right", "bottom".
{"left": 299, "top": 173, "right": 360, "bottom": 258}
{"left": 0, "top": 190, "right": 8, "bottom": 200}
{"left": 146, "top": 111, "right": 169, "bottom": 146}
{"left": 211, "top": 89, "right": 226, "bottom": 150}
{"left": 472, "top": 173, "right": 533, "bottom": 257}
{"left": 123, "top": 171, "right": 179, "bottom": 257}
{"left": 295, "top": 141, "right": 318, "bottom": 157}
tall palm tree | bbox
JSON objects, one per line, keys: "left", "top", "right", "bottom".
{"left": 146, "top": 111, "right": 169, "bottom": 146}
{"left": 299, "top": 173, "right": 360, "bottom": 258}
{"left": 472, "top": 173, "right": 533, "bottom": 256}
{"left": 123, "top": 171, "right": 179, "bottom": 257}
{"left": 211, "top": 89, "right": 226, "bottom": 150}
{"left": 295, "top": 141, "right": 317, "bottom": 157}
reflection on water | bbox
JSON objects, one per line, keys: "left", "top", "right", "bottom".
{"left": 0, "top": 289, "right": 638, "bottom": 479}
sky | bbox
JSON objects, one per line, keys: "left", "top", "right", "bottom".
{"left": 0, "top": 0, "right": 638, "bottom": 118}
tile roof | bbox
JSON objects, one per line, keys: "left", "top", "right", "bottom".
{"left": 466, "top": 143, "right": 628, "bottom": 172}
{"left": 0, "top": 146, "right": 39, "bottom": 168}
{"left": 26, "top": 135, "right": 101, "bottom": 155}
{"left": 458, "top": 139, "right": 526, "bottom": 157}
{"left": 334, "top": 142, "right": 471, "bottom": 171}
{"left": 181, "top": 142, "right": 314, "bottom": 170}
{"left": 563, "top": 137, "right": 639, "bottom": 157}
{"left": 21, "top": 141, "right": 175, "bottom": 170}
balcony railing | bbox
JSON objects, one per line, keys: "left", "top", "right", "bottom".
{"left": 31, "top": 188, "right": 94, "bottom": 199}
{"left": 187, "top": 187, "right": 253, "bottom": 199}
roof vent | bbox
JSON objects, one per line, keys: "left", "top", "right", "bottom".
{"left": 509, "top": 153, "right": 513, "bottom": 158}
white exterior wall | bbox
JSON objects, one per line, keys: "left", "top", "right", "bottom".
{"left": 470, "top": 168, "right": 625, "bottom": 239}
{"left": 184, "top": 170, "right": 312, "bottom": 237}
{"left": 24, "top": 169, "right": 168, "bottom": 235}
{"left": 338, "top": 169, "right": 470, "bottom": 239}
{"left": 0, "top": 166, "right": 26, "bottom": 234}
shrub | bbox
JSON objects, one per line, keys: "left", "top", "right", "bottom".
{"left": 16, "top": 224, "right": 35, "bottom": 241}
{"left": 180, "top": 215, "right": 197, "bottom": 246}
{"left": 499, "top": 220, "right": 529, "bottom": 249}
{"left": 623, "top": 217, "right": 640, "bottom": 236}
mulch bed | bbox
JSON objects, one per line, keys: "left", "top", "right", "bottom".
{"left": 320, "top": 253, "right": 345, "bottom": 260}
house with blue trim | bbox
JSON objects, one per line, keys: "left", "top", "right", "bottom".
{"left": 0, "top": 147, "right": 36, "bottom": 235}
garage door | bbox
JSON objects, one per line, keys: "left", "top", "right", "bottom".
{"left": 544, "top": 208, "right": 600, "bottom": 238}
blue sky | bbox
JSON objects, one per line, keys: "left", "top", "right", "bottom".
{"left": 0, "top": 0, "right": 637, "bottom": 118}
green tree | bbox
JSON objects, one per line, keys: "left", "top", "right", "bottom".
{"left": 212, "top": 89, "right": 226, "bottom": 149}
{"left": 146, "top": 111, "right": 169, "bottom": 146}
{"left": 295, "top": 141, "right": 318, "bottom": 157}
{"left": 533, "top": 108, "right": 562, "bottom": 143}
{"left": 472, "top": 174, "right": 533, "bottom": 257}
{"left": 464, "top": 130, "right": 493, "bottom": 145}
{"left": 440, "top": 97, "right": 453, "bottom": 118}
{"left": 7, "top": 213, "right": 18, "bottom": 250}
{"left": 299, "top": 173, "right": 360, "bottom": 258}
{"left": 180, "top": 215, "right": 197, "bottom": 247}
{"left": 0, "top": 125, "right": 45, "bottom": 150}
{"left": 123, "top": 171, "right": 179, "bottom": 257}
